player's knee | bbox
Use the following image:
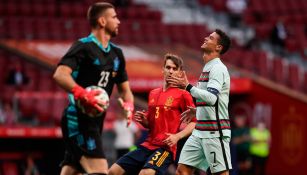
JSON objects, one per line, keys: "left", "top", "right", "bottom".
{"left": 175, "top": 168, "right": 184, "bottom": 175}
{"left": 108, "top": 168, "right": 116, "bottom": 175}
{"left": 176, "top": 164, "right": 192, "bottom": 175}
{"left": 139, "top": 169, "right": 155, "bottom": 175}
{"left": 108, "top": 163, "right": 125, "bottom": 175}
{"left": 88, "top": 173, "right": 107, "bottom": 175}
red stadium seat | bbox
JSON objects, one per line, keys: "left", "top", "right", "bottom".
{"left": 285, "top": 39, "right": 298, "bottom": 52}
{"left": 211, "top": 0, "right": 227, "bottom": 12}
{"left": 71, "top": 3, "right": 87, "bottom": 17}
{"left": 288, "top": 64, "right": 301, "bottom": 91}
{"left": 51, "top": 93, "right": 68, "bottom": 125}
{"left": 19, "top": 2, "right": 32, "bottom": 16}
{"left": 254, "top": 23, "right": 273, "bottom": 40}
{"left": 1, "top": 85, "right": 17, "bottom": 103}
{"left": 45, "top": 3, "right": 56, "bottom": 17}
{"left": 148, "top": 10, "right": 162, "bottom": 21}
{"left": 241, "top": 51, "right": 256, "bottom": 72}
{"left": 198, "top": 0, "right": 210, "bottom": 5}
{"left": 272, "top": 57, "right": 287, "bottom": 85}
{"left": 48, "top": 19, "right": 64, "bottom": 40}
{"left": 34, "top": 97, "right": 53, "bottom": 125}
{"left": 18, "top": 93, "right": 36, "bottom": 119}
{"left": 33, "top": 18, "right": 50, "bottom": 40}
{"left": 6, "top": 2, "right": 18, "bottom": 16}
{"left": 254, "top": 51, "right": 270, "bottom": 77}
{"left": 37, "top": 71, "right": 54, "bottom": 91}
{"left": 60, "top": 3, "right": 73, "bottom": 17}
{"left": 223, "top": 49, "right": 242, "bottom": 66}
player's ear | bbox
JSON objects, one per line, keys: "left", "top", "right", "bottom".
{"left": 216, "top": 44, "right": 223, "bottom": 53}
{"left": 97, "top": 16, "right": 106, "bottom": 28}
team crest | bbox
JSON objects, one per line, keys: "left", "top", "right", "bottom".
{"left": 113, "top": 57, "right": 120, "bottom": 77}
{"left": 87, "top": 137, "right": 96, "bottom": 150}
{"left": 164, "top": 96, "right": 173, "bottom": 111}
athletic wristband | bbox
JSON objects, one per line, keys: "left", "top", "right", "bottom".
{"left": 185, "top": 84, "right": 193, "bottom": 93}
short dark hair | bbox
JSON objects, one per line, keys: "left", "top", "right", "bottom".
{"left": 215, "top": 29, "right": 231, "bottom": 55}
{"left": 87, "top": 2, "right": 114, "bottom": 28}
{"left": 164, "top": 53, "right": 183, "bottom": 70}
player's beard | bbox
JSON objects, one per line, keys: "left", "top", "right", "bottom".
{"left": 106, "top": 27, "right": 118, "bottom": 37}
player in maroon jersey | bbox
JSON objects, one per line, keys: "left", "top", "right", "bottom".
{"left": 108, "top": 53, "right": 196, "bottom": 175}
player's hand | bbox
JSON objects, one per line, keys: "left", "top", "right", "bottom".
{"left": 163, "top": 133, "right": 180, "bottom": 147}
{"left": 72, "top": 85, "right": 104, "bottom": 112}
{"left": 118, "top": 98, "right": 134, "bottom": 127}
{"left": 134, "top": 110, "right": 148, "bottom": 128}
{"left": 181, "top": 106, "right": 196, "bottom": 123}
{"left": 167, "top": 71, "right": 189, "bottom": 89}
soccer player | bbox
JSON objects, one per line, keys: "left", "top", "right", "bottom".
{"left": 167, "top": 29, "right": 232, "bottom": 175}
{"left": 108, "top": 53, "right": 196, "bottom": 175}
{"left": 53, "top": 2, "right": 134, "bottom": 175}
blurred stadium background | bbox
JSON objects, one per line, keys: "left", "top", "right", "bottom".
{"left": 0, "top": 0, "right": 307, "bottom": 174}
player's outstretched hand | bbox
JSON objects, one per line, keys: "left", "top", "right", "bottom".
{"left": 72, "top": 85, "right": 104, "bottom": 112}
{"left": 181, "top": 106, "right": 196, "bottom": 123}
{"left": 134, "top": 110, "right": 148, "bottom": 128}
{"left": 166, "top": 71, "right": 189, "bottom": 89}
{"left": 118, "top": 98, "right": 134, "bottom": 127}
{"left": 163, "top": 133, "right": 180, "bottom": 147}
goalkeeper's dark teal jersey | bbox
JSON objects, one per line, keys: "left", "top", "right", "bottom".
{"left": 59, "top": 33, "right": 128, "bottom": 96}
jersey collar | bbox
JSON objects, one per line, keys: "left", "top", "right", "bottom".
{"left": 89, "top": 33, "right": 111, "bottom": 53}
{"left": 206, "top": 57, "right": 220, "bottom": 66}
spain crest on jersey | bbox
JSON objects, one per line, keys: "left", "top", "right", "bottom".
{"left": 164, "top": 96, "right": 173, "bottom": 111}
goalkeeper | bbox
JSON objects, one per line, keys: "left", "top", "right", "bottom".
{"left": 53, "top": 2, "right": 133, "bottom": 175}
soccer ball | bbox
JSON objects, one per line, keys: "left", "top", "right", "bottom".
{"left": 77, "top": 86, "right": 110, "bottom": 117}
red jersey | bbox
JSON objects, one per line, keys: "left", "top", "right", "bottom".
{"left": 141, "top": 87, "right": 195, "bottom": 159}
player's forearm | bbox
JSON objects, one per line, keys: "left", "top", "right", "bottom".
{"left": 53, "top": 67, "right": 77, "bottom": 92}
{"left": 186, "top": 84, "right": 217, "bottom": 105}
{"left": 176, "top": 122, "right": 196, "bottom": 139}
{"left": 122, "top": 90, "right": 134, "bottom": 103}
{"left": 118, "top": 81, "right": 134, "bottom": 102}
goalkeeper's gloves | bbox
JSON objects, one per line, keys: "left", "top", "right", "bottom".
{"left": 118, "top": 98, "right": 134, "bottom": 127}
{"left": 123, "top": 101, "right": 134, "bottom": 127}
{"left": 71, "top": 85, "right": 103, "bottom": 112}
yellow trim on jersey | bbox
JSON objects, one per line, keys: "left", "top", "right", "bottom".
{"left": 156, "top": 151, "right": 169, "bottom": 167}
